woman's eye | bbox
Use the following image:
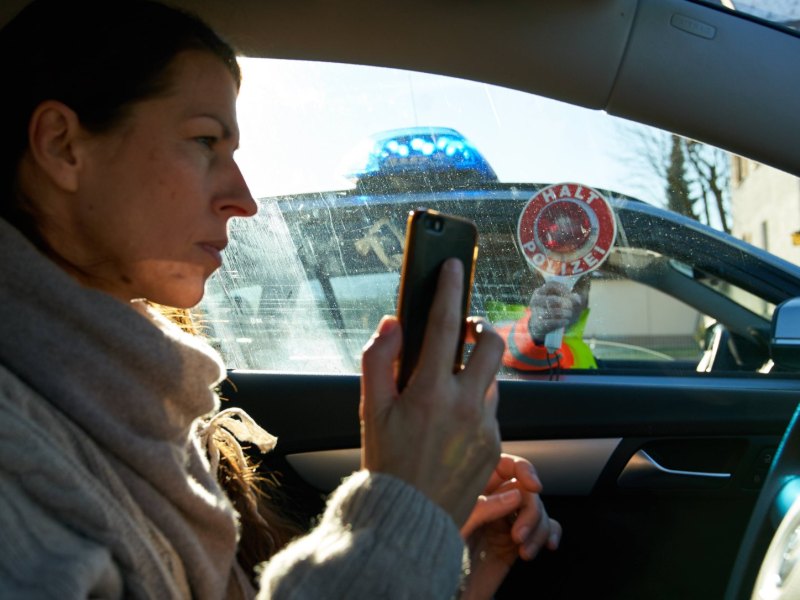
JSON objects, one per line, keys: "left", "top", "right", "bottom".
{"left": 195, "top": 136, "right": 218, "bottom": 149}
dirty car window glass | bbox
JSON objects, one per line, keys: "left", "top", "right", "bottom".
{"left": 199, "top": 58, "right": 800, "bottom": 376}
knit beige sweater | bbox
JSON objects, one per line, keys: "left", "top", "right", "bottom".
{"left": 0, "top": 217, "right": 464, "bottom": 599}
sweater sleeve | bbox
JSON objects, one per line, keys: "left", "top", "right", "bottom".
{"left": 257, "top": 470, "right": 465, "bottom": 600}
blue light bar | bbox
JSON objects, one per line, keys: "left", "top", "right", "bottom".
{"left": 343, "top": 126, "right": 498, "bottom": 184}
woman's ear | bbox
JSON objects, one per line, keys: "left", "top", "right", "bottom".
{"left": 27, "top": 100, "right": 84, "bottom": 193}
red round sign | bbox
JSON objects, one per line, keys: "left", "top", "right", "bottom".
{"left": 517, "top": 183, "right": 616, "bottom": 277}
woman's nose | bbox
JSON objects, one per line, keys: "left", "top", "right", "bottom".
{"left": 215, "top": 160, "right": 258, "bottom": 218}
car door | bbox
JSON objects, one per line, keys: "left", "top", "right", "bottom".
{"left": 207, "top": 188, "right": 800, "bottom": 598}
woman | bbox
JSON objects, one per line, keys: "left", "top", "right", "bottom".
{"left": 0, "top": 0, "right": 560, "bottom": 598}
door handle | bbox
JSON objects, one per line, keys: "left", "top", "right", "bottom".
{"left": 618, "top": 449, "right": 731, "bottom": 489}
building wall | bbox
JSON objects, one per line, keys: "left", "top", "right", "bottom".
{"left": 583, "top": 278, "right": 702, "bottom": 358}
{"left": 731, "top": 158, "right": 800, "bottom": 266}
{"left": 585, "top": 279, "right": 701, "bottom": 337}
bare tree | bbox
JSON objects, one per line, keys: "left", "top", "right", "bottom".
{"left": 685, "top": 140, "right": 731, "bottom": 233}
{"left": 666, "top": 134, "right": 697, "bottom": 220}
{"left": 618, "top": 125, "right": 731, "bottom": 233}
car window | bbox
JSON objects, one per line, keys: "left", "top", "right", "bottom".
{"left": 701, "top": 0, "right": 800, "bottom": 31}
{"left": 200, "top": 58, "right": 800, "bottom": 377}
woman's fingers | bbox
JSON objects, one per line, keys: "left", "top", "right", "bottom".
{"left": 547, "top": 519, "right": 563, "bottom": 550}
{"left": 513, "top": 494, "right": 562, "bottom": 560}
{"left": 478, "top": 454, "right": 559, "bottom": 560}
{"left": 460, "top": 488, "right": 522, "bottom": 539}
{"left": 521, "top": 516, "right": 562, "bottom": 560}
{"left": 359, "top": 316, "right": 403, "bottom": 470}
{"left": 413, "top": 258, "right": 465, "bottom": 381}
{"left": 484, "top": 454, "right": 543, "bottom": 496}
{"left": 460, "top": 318, "right": 504, "bottom": 389}
{"left": 360, "top": 316, "right": 402, "bottom": 421}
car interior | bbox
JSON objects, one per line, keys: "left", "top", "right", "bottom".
{"left": 3, "top": 0, "right": 800, "bottom": 598}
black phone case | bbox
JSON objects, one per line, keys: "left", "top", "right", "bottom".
{"left": 396, "top": 209, "right": 478, "bottom": 391}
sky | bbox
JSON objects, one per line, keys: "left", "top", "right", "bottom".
{"left": 233, "top": 58, "right": 666, "bottom": 207}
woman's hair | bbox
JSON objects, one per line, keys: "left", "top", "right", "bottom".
{"left": 156, "top": 304, "right": 305, "bottom": 573}
{"left": 213, "top": 425, "right": 306, "bottom": 574}
{"left": 0, "top": 0, "right": 241, "bottom": 239}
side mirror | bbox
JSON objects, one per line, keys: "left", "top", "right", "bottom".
{"left": 770, "top": 298, "right": 800, "bottom": 370}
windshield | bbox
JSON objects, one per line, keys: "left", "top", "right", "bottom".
{"left": 200, "top": 57, "right": 800, "bottom": 377}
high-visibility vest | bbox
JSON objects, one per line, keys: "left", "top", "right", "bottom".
{"left": 495, "top": 307, "right": 597, "bottom": 371}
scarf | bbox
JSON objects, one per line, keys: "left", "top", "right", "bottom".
{"left": 0, "top": 217, "right": 253, "bottom": 598}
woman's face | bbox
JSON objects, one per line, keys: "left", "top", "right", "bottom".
{"left": 46, "top": 50, "right": 256, "bottom": 308}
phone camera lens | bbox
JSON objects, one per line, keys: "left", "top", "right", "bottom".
{"left": 432, "top": 218, "right": 444, "bottom": 233}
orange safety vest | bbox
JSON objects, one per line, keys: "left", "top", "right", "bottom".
{"left": 495, "top": 308, "right": 596, "bottom": 371}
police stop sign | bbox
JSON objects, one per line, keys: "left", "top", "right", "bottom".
{"left": 517, "top": 183, "right": 616, "bottom": 277}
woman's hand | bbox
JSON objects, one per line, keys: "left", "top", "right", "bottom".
{"left": 459, "top": 454, "right": 562, "bottom": 600}
{"left": 360, "top": 258, "right": 505, "bottom": 528}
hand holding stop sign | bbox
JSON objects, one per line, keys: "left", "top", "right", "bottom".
{"left": 517, "top": 183, "right": 617, "bottom": 351}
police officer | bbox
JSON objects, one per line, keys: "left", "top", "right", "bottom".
{"left": 495, "top": 275, "right": 596, "bottom": 371}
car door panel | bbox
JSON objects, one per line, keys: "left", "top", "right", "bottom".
{"left": 284, "top": 439, "right": 622, "bottom": 497}
{"left": 222, "top": 371, "right": 799, "bottom": 598}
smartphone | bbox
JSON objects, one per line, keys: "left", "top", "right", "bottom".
{"left": 396, "top": 209, "right": 478, "bottom": 391}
